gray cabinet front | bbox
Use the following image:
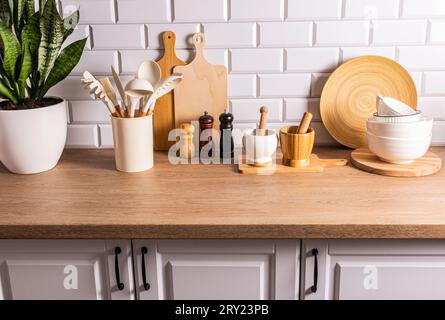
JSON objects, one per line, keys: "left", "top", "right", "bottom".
{"left": 133, "top": 240, "right": 300, "bottom": 300}
{"left": 0, "top": 240, "right": 134, "bottom": 300}
{"left": 5, "top": 238, "right": 445, "bottom": 300}
{"left": 302, "top": 240, "right": 445, "bottom": 300}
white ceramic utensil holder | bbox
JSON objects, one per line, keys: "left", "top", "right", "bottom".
{"left": 112, "top": 115, "right": 154, "bottom": 173}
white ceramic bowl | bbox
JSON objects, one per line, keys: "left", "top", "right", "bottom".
{"left": 370, "top": 111, "right": 422, "bottom": 123}
{"left": 367, "top": 116, "right": 433, "bottom": 139}
{"left": 377, "top": 96, "right": 417, "bottom": 116}
{"left": 367, "top": 131, "right": 432, "bottom": 164}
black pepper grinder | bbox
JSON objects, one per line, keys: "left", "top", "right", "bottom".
{"left": 219, "top": 112, "right": 234, "bottom": 160}
{"left": 199, "top": 111, "right": 214, "bottom": 157}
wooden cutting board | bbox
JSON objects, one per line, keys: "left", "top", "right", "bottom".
{"left": 238, "top": 154, "right": 348, "bottom": 174}
{"left": 174, "top": 32, "right": 228, "bottom": 127}
{"left": 154, "top": 31, "right": 186, "bottom": 151}
{"left": 351, "top": 147, "right": 442, "bottom": 177}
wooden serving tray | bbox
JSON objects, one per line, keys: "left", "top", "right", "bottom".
{"left": 238, "top": 154, "right": 348, "bottom": 174}
{"left": 351, "top": 147, "right": 442, "bottom": 177}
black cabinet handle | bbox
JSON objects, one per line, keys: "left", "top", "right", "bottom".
{"left": 310, "top": 248, "right": 318, "bottom": 293}
{"left": 141, "top": 247, "right": 151, "bottom": 291}
{"left": 114, "top": 247, "right": 125, "bottom": 291}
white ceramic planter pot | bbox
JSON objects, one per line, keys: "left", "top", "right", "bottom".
{"left": 0, "top": 99, "right": 67, "bottom": 174}
{"left": 111, "top": 115, "right": 154, "bottom": 173}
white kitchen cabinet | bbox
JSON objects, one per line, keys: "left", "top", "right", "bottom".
{"left": 0, "top": 240, "right": 134, "bottom": 300}
{"left": 133, "top": 240, "right": 299, "bottom": 300}
{"left": 301, "top": 240, "right": 445, "bottom": 300}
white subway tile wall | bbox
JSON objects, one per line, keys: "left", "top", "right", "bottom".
{"left": 51, "top": 0, "right": 445, "bottom": 147}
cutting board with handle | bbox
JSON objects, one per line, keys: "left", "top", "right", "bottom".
{"left": 174, "top": 32, "right": 228, "bottom": 128}
{"left": 154, "top": 31, "right": 186, "bottom": 151}
{"left": 238, "top": 154, "right": 348, "bottom": 174}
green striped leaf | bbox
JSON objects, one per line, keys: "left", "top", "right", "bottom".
{"left": 7, "top": 0, "right": 13, "bottom": 24}
{"left": 0, "top": 0, "right": 11, "bottom": 27}
{"left": 18, "top": 41, "right": 32, "bottom": 96}
{"left": 0, "top": 76, "right": 17, "bottom": 103}
{"left": 21, "top": 11, "right": 40, "bottom": 54}
{"left": 37, "top": 0, "right": 63, "bottom": 85}
{"left": 38, "top": 0, "right": 45, "bottom": 14}
{"left": 12, "top": 0, "right": 26, "bottom": 36}
{"left": 25, "top": 0, "right": 34, "bottom": 16}
{"left": 0, "top": 25, "right": 21, "bottom": 82}
{"left": 40, "top": 37, "right": 86, "bottom": 97}
{"left": 17, "top": 0, "right": 25, "bottom": 22}
{"left": 63, "top": 9, "right": 79, "bottom": 40}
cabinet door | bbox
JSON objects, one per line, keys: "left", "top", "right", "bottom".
{"left": 133, "top": 240, "right": 299, "bottom": 300}
{"left": 0, "top": 240, "right": 134, "bottom": 300}
{"left": 301, "top": 240, "right": 445, "bottom": 300}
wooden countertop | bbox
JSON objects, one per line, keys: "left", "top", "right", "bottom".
{"left": 1, "top": 147, "right": 445, "bottom": 239}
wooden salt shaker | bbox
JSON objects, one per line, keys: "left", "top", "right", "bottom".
{"left": 179, "top": 123, "right": 195, "bottom": 159}
{"left": 199, "top": 111, "right": 214, "bottom": 157}
{"left": 219, "top": 112, "right": 234, "bottom": 160}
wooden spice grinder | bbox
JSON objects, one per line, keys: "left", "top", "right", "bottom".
{"left": 179, "top": 123, "right": 195, "bottom": 159}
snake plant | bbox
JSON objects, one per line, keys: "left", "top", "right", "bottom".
{"left": 0, "top": 0, "right": 87, "bottom": 107}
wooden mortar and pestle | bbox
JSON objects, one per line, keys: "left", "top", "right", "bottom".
{"left": 280, "top": 112, "right": 315, "bottom": 167}
{"left": 242, "top": 106, "right": 278, "bottom": 167}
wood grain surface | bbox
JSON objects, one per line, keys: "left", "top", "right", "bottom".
{"left": 154, "top": 31, "right": 186, "bottom": 151}
{"left": 0, "top": 147, "right": 444, "bottom": 239}
{"left": 320, "top": 56, "right": 417, "bottom": 149}
{"left": 238, "top": 154, "right": 348, "bottom": 174}
{"left": 351, "top": 147, "right": 442, "bottom": 177}
{"left": 173, "top": 32, "right": 228, "bottom": 127}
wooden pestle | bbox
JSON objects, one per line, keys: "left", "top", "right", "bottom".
{"left": 258, "top": 106, "right": 268, "bottom": 136}
{"left": 298, "top": 112, "right": 313, "bottom": 134}
{"left": 289, "top": 112, "right": 313, "bottom": 134}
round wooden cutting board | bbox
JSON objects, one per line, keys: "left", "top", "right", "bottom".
{"left": 321, "top": 56, "right": 417, "bottom": 149}
{"left": 351, "top": 148, "right": 442, "bottom": 177}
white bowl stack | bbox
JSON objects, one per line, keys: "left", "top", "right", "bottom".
{"left": 366, "top": 96, "right": 433, "bottom": 164}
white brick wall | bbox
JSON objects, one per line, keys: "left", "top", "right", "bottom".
{"left": 53, "top": 0, "right": 445, "bottom": 147}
